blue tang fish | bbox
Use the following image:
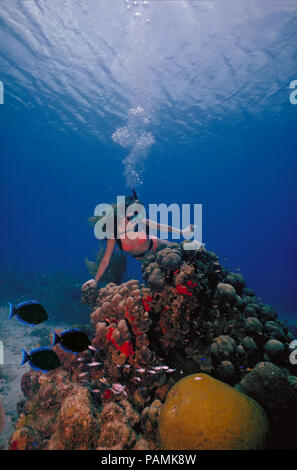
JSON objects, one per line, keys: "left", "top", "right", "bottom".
{"left": 52, "top": 328, "right": 91, "bottom": 354}
{"left": 20, "top": 347, "right": 61, "bottom": 373}
{"left": 8, "top": 300, "right": 48, "bottom": 327}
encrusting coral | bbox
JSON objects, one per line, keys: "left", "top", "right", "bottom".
{"left": 9, "top": 242, "right": 297, "bottom": 450}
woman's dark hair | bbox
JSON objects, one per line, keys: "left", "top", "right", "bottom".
{"left": 88, "top": 190, "right": 147, "bottom": 249}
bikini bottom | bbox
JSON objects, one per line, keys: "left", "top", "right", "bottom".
{"left": 132, "top": 238, "right": 157, "bottom": 260}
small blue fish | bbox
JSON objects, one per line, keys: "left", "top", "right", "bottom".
{"left": 52, "top": 328, "right": 90, "bottom": 354}
{"left": 8, "top": 300, "right": 48, "bottom": 327}
{"left": 20, "top": 347, "right": 61, "bottom": 373}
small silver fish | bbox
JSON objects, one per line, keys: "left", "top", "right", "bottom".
{"left": 87, "top": 362, "right": 102, "bottom": 367}
{"left": 99, "top": 377, "right": 110, "bottom": 385}
{"left": 148, "top": 370, "right": 156, "bottom": 374}
{"left": 88, "top": 345, "right": 98, "bottom": 352}
{"left": 134, "top": 377, "right": 141, "bottom": 382}
{"left": 123, "top": 365, "right": 130, "bottom": 369}
{"left": 136, "top": 368, "right": 145, "bottom": 373}
{"left": 166, "top": 368, "right": 176, "bottom": 373}
{"left": 112, "top": 383, "right": 126, "bottom": 392}
{"left": 76, "top": 357, "right": 85, "bottom": 362}
{"left": 78, "top": 372, "right": 89, "bottom": 377}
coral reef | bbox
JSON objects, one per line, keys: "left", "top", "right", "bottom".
{"left": 9, "top": 242, "right": 297, "bottom": 449}
{"left": 157, "top": 373, "right": 269, "bottom": 450}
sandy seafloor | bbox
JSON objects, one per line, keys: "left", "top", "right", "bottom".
{"left": 0, "top": 305, "right": 71, "bottom": 449}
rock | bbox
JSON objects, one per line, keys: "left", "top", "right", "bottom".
{"left": 156, "top": 248, "right": 182, "bottom": 271}
{"left": 236, "top": 362, "right": 292, "bottom": 408}
{"left": 235, "top": 295, "right": 243, "bottom": 307}
{"left": 244, "top": 305, "right": 257, "bottom": 317}
{"left": 236, "top": 362, "right": 297, "bottom": 448}
{"left": 218, "top": 361, "right": 235, "bottom": 381}
{"left": 16, "top": 399, "right": 26, "bottom": 416}
{"left": 9, "top": 426, "right": 41, "bottom": 450}
{"left": 244, "top": 288, "right": 255, "bottom": 297}
{"left": 147, "top": 268, "right": 166, "bottom": 292}
{"left": 158, "top": 373, "right": 269, "bottom": 450}
{"left": 210, "top": 335, "right": 236, "bottom": 361}
{"left": 288, "top": 376, "right": 297, "bottom": 392}
{"left": 226, "top": 273, "right": 245, "bottom": 293}
{"left": 264, "top": 339, "right": 285, "bottom": 364}
{"left": 97, "top": 402, "right": 136, "bottom": 450}
{"left": 141, "top": 399, "right": 163, "bottom": 434}
{"left": 21, "top": 372, "right": 40, "bottom": 398}
{"left": 147, "top": 399, "right": 162, "bottom": 426}
{"left": 241, "top": 336, "right": 259, "bottom": 366}
{"left": 236, "top": 344, "right": 246, "bottom": 357}
{"left": 264, "top": 321, "right": 287, "bottom": 342}
{"left": 245, "top": 317, "right": 264, "bottom": 337}
{"left": 242, "top": 336, "right": 258, "bottom": 351}
{"left": 56, "top": 386, "right": 99, "bottom": 449}
{"left": 132, "top": 437, "right": 152, "bottom": 450}
{"left": 259, "top": 305, "right": 277, "bottom": 322}
{"left": 216, "top": 283, "right": 237, "bottom": 304}
{"left": 119, "top": 399, "right": 140, "bottom": 428}
{"left": 81, "top": 284, "right": 98, "bottom": 308}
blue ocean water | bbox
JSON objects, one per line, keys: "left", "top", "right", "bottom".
{"left": 0, "top": 0, "right": 296, "bottom": 323}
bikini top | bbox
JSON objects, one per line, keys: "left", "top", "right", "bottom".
{"left": 118, "top": 233, "right": 148, "bottom": 253}
{"left": 116, "top": 213, "right": 149, "bottom": 253}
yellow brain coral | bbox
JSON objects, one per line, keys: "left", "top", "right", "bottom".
{"left": 158, "top": 373, "right": 269, "bottom": 450}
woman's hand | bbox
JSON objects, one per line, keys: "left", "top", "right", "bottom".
{"left": 82, "top": 279, "right": 98, "bottom": 290}
{"left": 182, "top": 224, "right": 197, "bottom": 238}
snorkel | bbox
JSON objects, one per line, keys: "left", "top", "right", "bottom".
{"left": 131, "top": 188, "right": 138, "bottom": 201}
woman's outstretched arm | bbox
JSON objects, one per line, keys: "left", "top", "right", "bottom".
{"left": 143, "top": 218, "right": 196, "bottom": 237}
{"left": 94, "top": 238, "right": 116, "bottom": 283}
{"left": 83, "top": 238, "right": 116, "bottom": 288}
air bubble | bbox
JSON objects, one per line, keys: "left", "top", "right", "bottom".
{"left": 134, "top": 12, "right": 141, "bottom": 17}
{"left": 143, "top": 1, "right": 149, "bottom": 6}
{"left": 133, "top": 1, "right": 139, "bottom": 5}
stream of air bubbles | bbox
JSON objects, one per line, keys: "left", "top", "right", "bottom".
{"left": 111, "top": 0, "right": 156, "bottom": 188}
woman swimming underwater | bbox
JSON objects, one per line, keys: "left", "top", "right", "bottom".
{"left": 82, "top": 190, "right": 195, "bottom": 290}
